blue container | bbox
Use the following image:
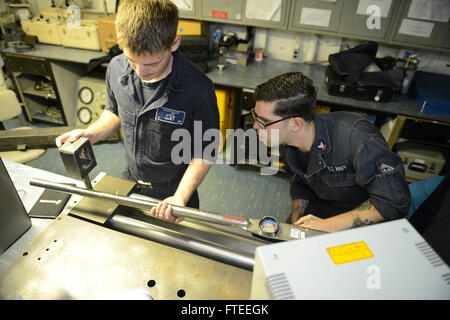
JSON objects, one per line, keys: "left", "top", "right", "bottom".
{"left": 410, "top": 71, "right": 450, "bottom": 116}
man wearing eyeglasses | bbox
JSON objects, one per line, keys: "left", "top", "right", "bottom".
{"left": 252, "top": 72, "right": 411, "bottom": 232}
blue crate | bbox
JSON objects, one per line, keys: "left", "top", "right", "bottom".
{"left": 410, "top": 71, "right": 450, "bottom": 116}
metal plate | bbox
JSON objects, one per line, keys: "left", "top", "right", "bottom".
{"left": 0, "top": 215, "right": 252, "bottom": 300}
{"left": 69, "top": 175, "right": 135, "bottom": 224}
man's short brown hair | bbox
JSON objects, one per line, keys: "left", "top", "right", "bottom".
{"left": 116, "top": 0, "right": 179, "bottom": 55}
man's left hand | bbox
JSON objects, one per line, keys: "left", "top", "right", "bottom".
{"left": 294, "top": 214, "right": 335, "bottom": 232}
{"left": 150, "top": 195, "right": 185, "bottom": 223}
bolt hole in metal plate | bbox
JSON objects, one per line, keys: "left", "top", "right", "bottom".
{"left": 177, "top": 289, "right": 186, "bottom": 298}
{"left": 0, "top": 215, "right": 252, "bottom": 300}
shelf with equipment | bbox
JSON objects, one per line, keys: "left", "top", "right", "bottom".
{"left": 13, "top": 72, "right": 63, "bottom": 125}
{"left": 2, "top": 53, "right": 84, "bottom": 126}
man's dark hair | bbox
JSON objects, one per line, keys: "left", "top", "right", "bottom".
{"left": 254, "top": 72, "right": 317, "bottom": 123}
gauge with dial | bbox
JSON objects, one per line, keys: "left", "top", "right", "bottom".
{"left": 77, "top": 107, "right": 92, "bottom": 125}
{"left": 258, "top": 216, "right": 280, "bottom": 237}
{"left": 79, "top": 87, "right": 94, "bottom": 104}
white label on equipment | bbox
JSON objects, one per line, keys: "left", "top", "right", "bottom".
{"left": 290, "top": 228, "right": 305, "bottom": 239}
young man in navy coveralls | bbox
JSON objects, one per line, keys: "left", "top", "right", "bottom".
{"left": 56, "top": 0, "right": 220, "bottom": 223}
{"left": 252, "top": 72, "right": 411, "bottom": 232}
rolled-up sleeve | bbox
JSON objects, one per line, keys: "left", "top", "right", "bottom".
{"left": 353, "top": 131, "right": 411, "bottom": 220}
{"left": 104, "top": 65, "right": 118, "bottom": 116}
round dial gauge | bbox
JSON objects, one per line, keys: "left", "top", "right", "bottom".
{"left": 78, "top": 107, "right": 92, "bottom": 124}
{"left": 259, "top": 216, "right": 280, "bottom": 237}
{"left": 79, "top": 87, "right": 94, "bottom": 104}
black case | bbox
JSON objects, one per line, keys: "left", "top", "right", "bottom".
{"left": 179, "top": 35, "right": 210, "bottom": 73}
{"left": 325, "top": 66, "right": 394, "bottom": 103}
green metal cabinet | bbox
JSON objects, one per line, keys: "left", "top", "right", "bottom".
{"left": 200, "top": 0, "right": 244, "bottom": 23}
{"left": 289, "top": 0, "right": 344, "bottom": 33}
{"left": 199, "top": 0, "right": 290, "bottom": 30}
{"left": 442, "top": 28, "right": 450, "bottom": 49}
{"left": 389, "top": 0, "right": 450, "bottom": 49}
{"left": 338, "top": 0, "right": 400, "bottom": 41}
{"left": 243, "top": 0, "right": 291, "bottom": 30}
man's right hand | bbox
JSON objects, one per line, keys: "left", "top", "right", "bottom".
{"left": 55, "top": 129, "right": 90, "bottom": 148}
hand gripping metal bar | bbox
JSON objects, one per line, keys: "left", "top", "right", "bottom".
{"left": 29, "top": 178, "right": 250, "bottom": 228}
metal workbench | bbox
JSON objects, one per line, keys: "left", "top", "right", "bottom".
{"left": 0, "top": 160, "right": 260, "bottom": 299}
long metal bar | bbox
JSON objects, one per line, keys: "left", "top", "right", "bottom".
{"left": 29, "top": 178, "right": 250, "bottom": 228}
{"left": 109, "top": 215, "right": 255, "bottom": 270}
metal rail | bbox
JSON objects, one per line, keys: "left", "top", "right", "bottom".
{"left": 30, "top": 178, "right": 250, "bottom": 228}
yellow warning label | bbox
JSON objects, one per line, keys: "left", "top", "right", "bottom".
{"left": 327, "top": 241, "right": 374, "bottom": 265}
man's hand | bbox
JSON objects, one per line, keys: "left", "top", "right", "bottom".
{"left": 150, "top": 158, "right": 211, "bottom": 224}
{"left": 293, "top": 200, "right": 385, "bottom": 233}
{"left": 55, "top": 129, "right": 89, "bottom": 148}
{"left": 150, "top": 195, "right": 185, "bottom": 223}
{"left": 56, "top": 110, "right": 121, "bottom": 148}
{"left": 294, "top": 214, "right": 335, "bottom": 232}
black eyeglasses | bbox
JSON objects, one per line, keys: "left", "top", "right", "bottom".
{"left": 251, "top": 108, "right": 293, "bottom": 129}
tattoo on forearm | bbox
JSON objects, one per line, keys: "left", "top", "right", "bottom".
{"left": 291, "top": 199, "right": 309, "bottom": 223}
{"left": 356, "top": 200, "right": 375, "bottom": 212}
{"left": 351, "top": 200, "right": 377, "bottom": 228}
{"left": 352, "top": 216, "right": 373, "bottom": 228}
{"left": 294, "top": 200, "right": 309, "bottom": 213}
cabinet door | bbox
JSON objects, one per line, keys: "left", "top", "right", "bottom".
{"left": 338, "top": 0, "right": 399, "bottom": 40}
{"left": 443, "top": 28, "right": 450, "bottom": 49}
{"left": 289, "top": 0, "right": 344, "bottom": 33}
{"left": 200, "top": 0, "right": 244, "bottom": 22}
{"left": 243, "top": 0, "right": 290, "bottom": 29}
{"left": 172, "top": 0, "right": 198, "bottom": 18}
{"left": 390, "top": 0, "right": 450, "bottom": 48}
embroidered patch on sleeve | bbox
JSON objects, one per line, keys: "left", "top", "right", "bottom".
{"left": 316, "top": 140, "right": 327, "bottom": 152}
{"left": 379, "top": 163, "right": 394, "bottom": 173}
